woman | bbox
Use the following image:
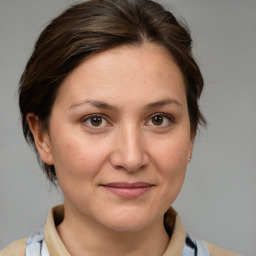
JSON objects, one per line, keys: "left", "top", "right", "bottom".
{"left": 1, "top": 0, "right": 239, "bottom": 255}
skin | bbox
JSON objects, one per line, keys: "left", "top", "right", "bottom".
{"left": 28, "top": 43, "right": 194, "bottom": 256}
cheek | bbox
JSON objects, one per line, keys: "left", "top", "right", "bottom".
{"left": 50, "top": 131, "right": 110, "bottom": 182}
{"left": 151, "top": 134, "right": 190, "bottom": 194}
{"left": 152, "top": 134, "right": 190, "bottom": 170}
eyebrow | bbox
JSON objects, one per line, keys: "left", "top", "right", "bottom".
{"left": 144, "top": 98, "right": 183, "bottom": 110}
{"left": 69, "top": 98, "right": 182, "bottom": 111}
{"left": 69, "top": 100, "right": 118, "bottom": 112}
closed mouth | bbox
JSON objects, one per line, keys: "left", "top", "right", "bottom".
{"left": 102, "top": 182, "right": 153, "bottom": 188}
{"left": 101, "top": 182, "right": 154, "bottom": 198}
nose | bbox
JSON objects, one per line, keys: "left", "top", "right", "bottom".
{"left": 109, "top": 124, "right": 149, "bottom": 172}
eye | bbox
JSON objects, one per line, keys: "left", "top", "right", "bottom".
{"left": 146, "top": 114, "right": 173, "bottom": 127}
{"left": 82, "top": 115, "right": 110, "bottom": 128}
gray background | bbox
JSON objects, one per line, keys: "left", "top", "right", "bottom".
{"left": 0, "top": 0, "right": 255, "bottom": 255}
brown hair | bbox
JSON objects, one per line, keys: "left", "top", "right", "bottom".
{"left": 19, "top": 0, "right": 206, "bottom": 184}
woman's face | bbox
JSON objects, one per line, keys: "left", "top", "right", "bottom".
{"left": 37, "top": 43, "right": 193, "bottom": 232}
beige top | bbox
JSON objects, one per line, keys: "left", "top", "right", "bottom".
{"left": 1, "top": 205, "right": 239, "bottom": 256}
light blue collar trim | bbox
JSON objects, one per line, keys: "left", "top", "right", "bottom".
{"left": 26, "top": 228, "right": 209, "bottom": 256}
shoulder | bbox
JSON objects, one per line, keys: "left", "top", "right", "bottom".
{"left": 0, "top": 239, "right": 27, "bottom": 256}
{"left": 204, "top": 241, "right": 241, "bottom": 256}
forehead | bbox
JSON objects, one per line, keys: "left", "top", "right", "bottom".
{"left": 54, "top": 43, "right": 186, "bottom": 109}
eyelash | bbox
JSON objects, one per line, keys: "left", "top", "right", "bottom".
{"left": 81, "top": 113, "right": 175, "bottom": 129}
{"left": 146, "top": 113, "right": 174, "bottom": 128}
{"left": 81, "top": 114, "right": 111, "bottom": 128}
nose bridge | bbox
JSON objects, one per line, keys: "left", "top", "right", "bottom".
{"left": 123, "top": 123, "right": 142, "bottom": 158}
{"left": 111, "top": 122, "right": 147, "bottom": 171}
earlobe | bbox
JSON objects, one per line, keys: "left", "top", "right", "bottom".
{"left": 27, "top": 113, "right": 54, "bottom": 165}
{"left": 188, "top": 136, "right": 195, "bottom": 163}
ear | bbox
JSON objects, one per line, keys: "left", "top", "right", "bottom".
{"left": 188, "top": 134, "right": 195, "bottom": 163}
{"left": 27, "top": 113, "right": 54, "bottom": 165}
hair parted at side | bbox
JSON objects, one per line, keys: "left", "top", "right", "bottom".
{"left": 19, "top": 0, "right": 206, "bottom": 184}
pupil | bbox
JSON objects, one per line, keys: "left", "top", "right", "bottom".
{"left": 152, "top": 116, "right": 163, "bottom": 125}
{"left": 91, "top": 117, "right": 102, "bottom": 126}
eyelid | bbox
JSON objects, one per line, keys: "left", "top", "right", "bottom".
{"left": 81, "top": 114, "right": 112, "bottom": 128}
{"left": 145, "top": 112, "right": 175, "bottom": 127}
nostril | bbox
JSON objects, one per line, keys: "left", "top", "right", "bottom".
{"left": 109, "top": 150, "right": 148, "bottom": 172}
{"left": 109, "top": 128, "right": 149, "bottom": 172}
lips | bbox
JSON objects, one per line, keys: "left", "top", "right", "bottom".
{"left": 101, "top": 182, "right": 154, "bottom": 198}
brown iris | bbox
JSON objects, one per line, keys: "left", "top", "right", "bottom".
{"left": 91, "top": 116, "right": 103, "bottom": 126}
{"left": 152, "top": 115, "right": 163, "bottom": 126}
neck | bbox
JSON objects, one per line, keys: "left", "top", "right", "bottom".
{"left": 57, "top": 203, "right": 170, "bottom": 256}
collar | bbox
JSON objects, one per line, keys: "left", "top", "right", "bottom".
{"left": 44, "top": 205, "right": 186, "bottom": 256}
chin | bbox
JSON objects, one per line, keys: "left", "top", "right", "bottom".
{"left": 99, "top": 206, "right": 158, "bottom": 233}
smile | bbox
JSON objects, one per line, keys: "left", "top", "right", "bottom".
{"left": 101, "top": 182, "right": 154, "bottom": 198}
